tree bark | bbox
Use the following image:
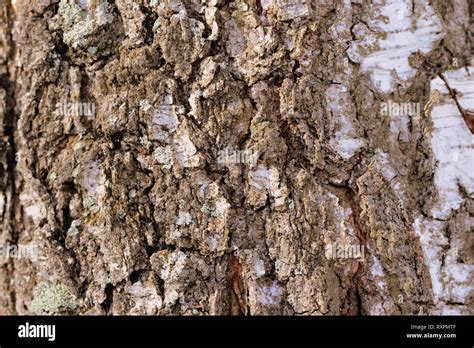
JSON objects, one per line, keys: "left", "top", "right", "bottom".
{"left": 0, "top": 0, "right": 472, "bottom": 315}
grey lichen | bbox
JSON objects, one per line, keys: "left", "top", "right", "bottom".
{"left": 154, "top": 146, "right": 173, "bottom": 169}
{"left": 67, "top": 219, "right": 81, "bottom": 236}
{"left": 83, "top": 195, "right": 99, "bottom": 213}
{"left": 117, "top": 208, "right": 126, "bottom": 220}
{"left": 58, "top": 0, "right": 95, "bottom": 48}
{"left": 139, "top": 135, "right": 152, "bottom": 150}
{"left": 200, "top": 198, "right": 230, "bottom": 218}
{"left": 176, "top": 211, "right": 193, "bottom": 226}
{"left": 29, "top": 283, "right": 77, "bottom": 315}
{"left": 201, "top": 202, "right": 219, "bottom": 217}
{"left": 140, "top": 99, "right": 152, "bottom": 112}
{"left": 58, "top": 0, "right": 114, "bottom": 48}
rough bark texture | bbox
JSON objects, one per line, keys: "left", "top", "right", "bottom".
{"left": 0, "top": 0, "right": 472, "bottom": 315}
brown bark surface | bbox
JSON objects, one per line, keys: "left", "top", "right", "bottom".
{"left": 0, "top": 0, "right": 472, "bottom": 315}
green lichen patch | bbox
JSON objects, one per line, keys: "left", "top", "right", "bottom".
{"left": 117, "top": 208, "right": 126, "bottom": 220}
{"left": 29, "top": 283, "right": 77, "bottom": 315}
{"left": 154, "top": 146, "right": 173, "bottom": 169}
{"left": 58, "top": 0, "right": 114, "bottom": 48}
{"left": 58, "top": 0, "right": 95, "bottom": 48}
{"left": 83, "top": 195, "right": 99, "bottom": 213}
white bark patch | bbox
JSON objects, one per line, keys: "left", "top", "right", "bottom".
{"left": 160, "top": 250, "right": 187, "bottom": 282}
{"left": 373, "top": 150, "right": 397, "bottom": 182}
{"left": 78, "top": 162, "right": 106, "bottom": 198}
{"left": 347, "top": 0, "right": 444, "bottom": 93}
{"left": 126, "top": 281, "right": 163, "bottom": 315}
{"left": 19, "top": 191, "right": 45, "bottom": 224}
{"left": 429, "top": 67, "right": 474, "bottom": 220}
{"left": 372, "top": 150, "right": 407, "bottom": 201}
{"left": 274, "top": 0, "right": 310, "bottom": 21}
{"left": 140, "top": 99, "right": 152, "bottom": 112}
{"left": 322, "top": 192, "right": 362, "bottom": 272}
{"left": 414, "top": 216, "right": 474, "bottom": 313}
{"left": 155, "top": 250, "right": 189, "bottom": 307}
{"left": 250, "top": 166, "right": 274, "bottom": 190}
{"left": 365, "top": 244, "right": 394, "bottom": 315}
{"left": 164, "top": 289, "right": 179, "bottom": 307}
{"left": 214, "top": 197, "right": 231, "bottom": 216}
{"left": 151, "top": 95, "right": 179, "bottom": 141}
{"left": 208, "top": 235, "right": 220, "bottom": 251}
{"left": 175, "top": 211, "right": 193, "bottom": 226}
{"left": 253, "top": 281, "right": 284, "bottom": 306}
{"left": 369, "top": 252, "right": 387, "bottom": 290}
{"left": 389, "top": 113, "right": 410, "bottom": 143}
{"left": 225, "top": 19, "right": 247, "bottom": 58}
{"left": 250, "top": 166, "right": 287, "bottom": 206}
{"left": 325, "top": 84, "right": 365, "bottom": 160}
{"left": 173, "top": 128, "right": 200, "bottom": 168}
{"left": 254, "top": 258, "right": 266, "bottom": 278}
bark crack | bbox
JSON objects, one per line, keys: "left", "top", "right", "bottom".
{"left": 438, "top": 72, "right": 474, "bottom": 133}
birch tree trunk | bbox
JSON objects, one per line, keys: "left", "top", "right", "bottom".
{"left": 0, "top": 0, "right": 472, "bottom": 315}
